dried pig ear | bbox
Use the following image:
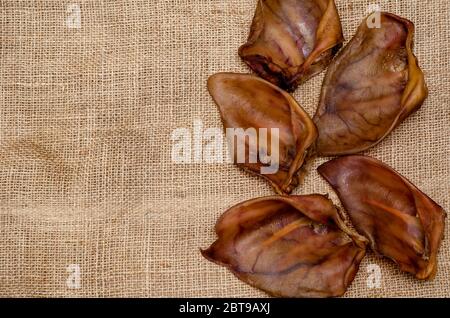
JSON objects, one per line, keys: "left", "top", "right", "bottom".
{"left": 207, "top": 73, "right": 317, "bottom": 194}
{"left": 313, "top": 12, "right": 428, "bottom": 156}
{"left": 239, "top": 0, "right": 343, "bottom": 92}
{"left": 318, "top": 155, "right": 446, "bottom": 280}
{"left": 201, "top": 195, "right": 367, "bottom": 297}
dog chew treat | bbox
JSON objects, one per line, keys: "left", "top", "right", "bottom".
{"left": 202, "top": 195, "right": 367, "bottom": 297}
{"left": 318, "top": 155, "right": 446, "bottom": 280}
{"left": 207, "top": 73, "right": 317, "bottom": 194}
{"left": 239, "top": 0, "right": 343, "bottom": 92}
{"left": 313, "top": 12, "right": 428, "bottom": 156}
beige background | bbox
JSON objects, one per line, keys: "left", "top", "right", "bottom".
{"left": 0, "top": 0, "right": 449, "bottom": 297}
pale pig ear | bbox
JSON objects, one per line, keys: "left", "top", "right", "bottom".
{"left": 313, "top": 12, "right": 428, "bottom": 156}
{"left": 201, "top": 195, "right": 367, "bottom": 298}
{"left": 207, "top": 73, "right": 317, "bottom": 194}
{"left": 239, "top": 0, "right": 343, "bottom": 92}
{"left": 318, "top": 155, "right": 446, "bottom": 280}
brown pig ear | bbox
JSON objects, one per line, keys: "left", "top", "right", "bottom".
{"left": 318, "top": 156, "right": 446, "bottom": 280}
{"left": 313, "top": 12, "right": 428, "bottom": 156}
{"left": 238, "top": 0, "right": 343, "bottom": 92}
{"left": 207, "top": 73, "right": 317, "bottom": 194}
{"left": 201, "top": 194, "right": 367, "bottom": 298}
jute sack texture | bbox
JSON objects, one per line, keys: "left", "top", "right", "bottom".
{"left": 0, "top": 0, "right": 449, "bottom": 297}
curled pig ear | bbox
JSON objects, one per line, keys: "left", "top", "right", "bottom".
{"left": 313, "top": 12, "right": 428, "bottom": 156}
{"left": 239, "top": 0, "right": 343, "bottom": 92}
{"left": 207, "top": 73, "right": 317, "bottom": 194}
{"left": 202, "top": 194, "right": 367, "bottom": 298}
{"left": 318, "top": 155, "right": 446, "bottom": 280}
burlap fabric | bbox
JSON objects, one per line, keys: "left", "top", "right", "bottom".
{"left": 0, "top": 0, "right": 448, "bottom": 297}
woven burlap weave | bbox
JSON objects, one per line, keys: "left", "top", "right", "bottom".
{"left": 0, "top": 0, "right": 448, "bottom": 297}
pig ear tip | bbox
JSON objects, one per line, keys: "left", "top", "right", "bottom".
{"left": 207, "top": 74, "right": 224, "bottom": 91}
{"left": 207, "top": 73, "right": 218, "bottom": 83}
{"left": 199, "top": 248, "right": 211, "bottom": 258}
{"left": 317, "top": 161, "right": 327, "bottom": 172}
